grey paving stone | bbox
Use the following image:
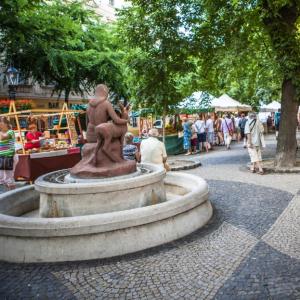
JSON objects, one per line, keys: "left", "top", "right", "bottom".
{"left": 215, "top": 241, "right": 300, "bottom": 300}
{"left": 207, "top": 179, "right": 294, "bottom": 238}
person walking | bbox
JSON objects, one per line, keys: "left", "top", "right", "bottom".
{"left": 0, "top": 117, "right": 17, "bottom": 190}
{"left": 182, "top": 118, "right": 192, "bottom": 155}
{"left": 205, "top": 114, "right": 214, "bottom": 150}
{"left": 214, "top": 114, "right": 224, "bottom": 146}
{"left": 195, "top": 115, "right": 206, "bottom": 152}
{"left": 245, "top": 112, "right": 265, "bottom": 175}
{"left": 239, "top": 113, "right": 248, "bottom": 148}
{"left": 191, "top": 120, "right": 198, "bottom": 154}
{"left": 221, "top": 114, "right": 234, "bottom": 150}
{"left": 234, "top": 114, "right": 241, "bottom": 142}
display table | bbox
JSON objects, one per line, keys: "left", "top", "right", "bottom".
{"left": 14, "top": 148, "right": 81, "bottom": 182}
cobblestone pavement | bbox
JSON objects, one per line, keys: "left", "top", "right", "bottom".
{"left": 1, "top": 135, "right": 300, "bottom": 299}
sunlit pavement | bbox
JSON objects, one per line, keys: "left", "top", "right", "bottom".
{"left": 1, "top": 134, "right": 300, "bottom": 299}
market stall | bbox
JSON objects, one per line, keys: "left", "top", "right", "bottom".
{"left": 1, "top": 101, "right": 83, "bottom": 182}
{"left": 211, "top": 94, "right": 252, "bottom": 112}
{"left": 260, "top": 101, "right": 281, "bottom": 112}
{"left": 14, "top": 148, "right": 81, "bottom": 182}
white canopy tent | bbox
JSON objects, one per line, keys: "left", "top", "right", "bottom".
{"left": 211, "top": 94, "right": 252, "bottom": 112}
{"left": 260, "top": 101, "right": 281, "bottom": 112}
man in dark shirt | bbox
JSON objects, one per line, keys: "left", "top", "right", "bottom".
{"left": 239, "top": 113, "right": 248, "bottom": 148}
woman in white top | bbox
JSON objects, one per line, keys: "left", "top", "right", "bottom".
{"left": 195, "top": 115, "right": 206, "bottom": 152}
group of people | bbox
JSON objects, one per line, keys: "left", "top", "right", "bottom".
{"left": 182, "top": 113, "right": 250, "bottom": 154}
{"left": 123, "top": 128, "right": 168, "bottom": 169}
{"left": 182, "top": 112, "right": 266, "bottom": 174}
{"left": 0, "top": 110, "right": 269, "bottom": 190}
{"left": 0, "top": 117, "right": 47, "bottom": 190}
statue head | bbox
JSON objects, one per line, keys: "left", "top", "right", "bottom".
{"left": 95, "top": 84, "right": 109, "bottom": 100}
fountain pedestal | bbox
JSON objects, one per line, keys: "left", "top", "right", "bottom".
{"left": 35, "top": 164, "right": 166, "bottom": 217}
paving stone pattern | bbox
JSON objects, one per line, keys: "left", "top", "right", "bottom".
{"left": 207, "top": 180, "right": 294, "bottom": 238}
{"left": 262, "top": 195, "right": 300, "bottom": 260}
{"left": 0, "top": 139, "right": 300, "bottom": 299}
{"left": 215, "top": 241, "right": 300, "bottom": 300}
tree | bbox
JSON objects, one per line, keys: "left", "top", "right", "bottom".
{"left": 117, "top": 0, "right": 194, "bottom": 141}
{"left": 0, "top": 0, "right": 127, "bottom": 102}
{"left": 176, "top": 0, "right": 299, "bottom": 167}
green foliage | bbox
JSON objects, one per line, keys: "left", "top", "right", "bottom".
{"left": 117, "top": 0, "right": 289, "bottom": 113}
{"left": 179, "top": 0, "right": 300, "bottom": 105}
{"left": 117, "top": 0, "right": 194, "bottom": 115}
{"left": 0, "top": 0, "right": 127, "bottom": 101}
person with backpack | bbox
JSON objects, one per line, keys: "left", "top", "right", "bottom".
{"left": 245, "top": 112, "right": 265, "bottom": 175}
{"left": 239, "top": 113, "right": 248, "bottom": 148}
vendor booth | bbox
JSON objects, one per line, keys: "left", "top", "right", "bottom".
{"left": 260, "top": 101, "right": 281, "bottom": 112}
{"left": 211, "top": 94, "right": 252, "bottom": 112}
{"left": 1, "top": 101, "right": 83, "bottom": 182}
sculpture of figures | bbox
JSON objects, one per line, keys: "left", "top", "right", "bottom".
{"left": 70, "top": 84, "right": 136, "bottom": 178}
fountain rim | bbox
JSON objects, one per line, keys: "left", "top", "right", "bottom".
{"left": 0, "top": 172, "right": 209, "bottom": 237}
{"left": 34, "top": 163, "right": 166, "bottom": 194}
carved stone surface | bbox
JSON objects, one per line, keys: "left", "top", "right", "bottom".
{"left": 70, "top": 84, "right": 136, "bottom": 178}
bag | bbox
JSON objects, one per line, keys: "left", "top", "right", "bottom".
{"left": 249, "top": 119, "right": 257, "bottom": 132}
{"left": 0, "top": 156, "right": 14, "bottom": 170}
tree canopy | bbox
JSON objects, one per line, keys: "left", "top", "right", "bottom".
{"left": 118, "top": 0, "right": 300, "bottom": 167}
{"left": 0, "top": 0, "right": 127, "bottom": 101}
{"left": 117, "top": 1, "right": 194, "bottom": 115}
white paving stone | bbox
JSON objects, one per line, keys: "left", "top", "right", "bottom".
{"left": 262, "top": 195, "right": 300, "bottom": 260}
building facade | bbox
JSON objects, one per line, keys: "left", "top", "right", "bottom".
{"left": 89, "top": 0, "right": 127, "bottom": 22}
{"left": 0, "top": 0, "right": 128, "bottom": 109}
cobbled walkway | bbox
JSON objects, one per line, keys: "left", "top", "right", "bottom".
{"left": 1, "top": 135, "right": 300, "bottom": 299}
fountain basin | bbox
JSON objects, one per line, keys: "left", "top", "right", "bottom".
{"left": 35, "top": 164, "right": 166, "bottom": 217}
{"left": 0, "top": 172, "right": 212, "bottom": 263}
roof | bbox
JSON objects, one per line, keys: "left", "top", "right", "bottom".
{"left": 211, "top": 94, "right": 252, "bottom": 112}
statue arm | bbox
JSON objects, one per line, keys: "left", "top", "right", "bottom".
{"left": 107, "top": 103, "right": 128, "bottom": 125}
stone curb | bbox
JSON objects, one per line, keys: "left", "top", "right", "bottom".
{"left": 169, "top": 160, "right": 202, "bottom": 171}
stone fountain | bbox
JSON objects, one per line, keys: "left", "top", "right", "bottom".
{"left": 0, "top": 85, "right": 213, "bottom": 263}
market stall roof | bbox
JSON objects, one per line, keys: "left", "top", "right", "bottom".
{"left": 211, "top": 94, "right": 252, "bottom": 112}
{"left": 260, "top": 101, "right": 281, "bottom": 112}
{"left": 178, "top": 91, "right": 215, "bottom": 113}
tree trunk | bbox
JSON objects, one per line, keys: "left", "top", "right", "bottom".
{"left": 275, "top": 79, "right": 299, "bottom": 168}
{"left": 64, "top": 89, "right": 70, "bottom": 104}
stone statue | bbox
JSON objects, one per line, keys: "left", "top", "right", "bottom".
{"left": 70, "top": 84, "right": 136, "bottom": 178}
